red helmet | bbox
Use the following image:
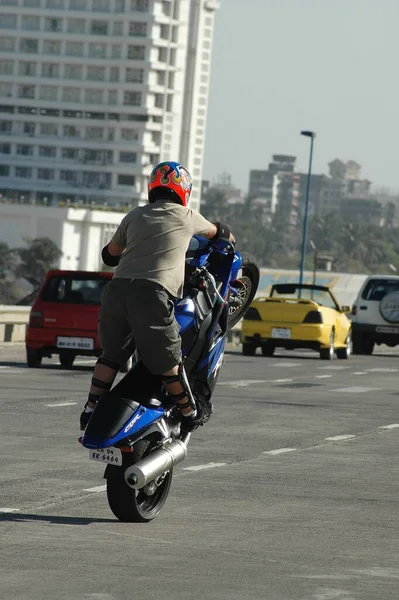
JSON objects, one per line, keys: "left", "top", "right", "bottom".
{"left": 148, "top": 161, "right": 193, "bottom": 207}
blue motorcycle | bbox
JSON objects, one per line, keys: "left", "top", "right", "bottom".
{"left": 81, "top": 237, "right": 259, "bottom": 522}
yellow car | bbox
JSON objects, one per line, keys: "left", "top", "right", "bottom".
{"left": 242, "top": 283, "right": 352, "bottom": 360}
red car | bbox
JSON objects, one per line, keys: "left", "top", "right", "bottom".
{"left": 26, "top": 270, "right": 113, "bottom": 369}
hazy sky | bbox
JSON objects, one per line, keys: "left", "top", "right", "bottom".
{"left": 203, "top": 0, "right": 399, "bottom": 195}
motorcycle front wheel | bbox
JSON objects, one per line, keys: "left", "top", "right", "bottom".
{"left": 106, "top": 436, "right": 173, "bottom": 523}
{"left": 228, "top": 253, "right": 260, "bottom": 329}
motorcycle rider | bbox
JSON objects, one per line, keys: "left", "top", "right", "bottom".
{"left": 80, "top": 161, "right": 234, "bottom": 433}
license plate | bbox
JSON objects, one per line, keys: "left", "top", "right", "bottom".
{"left": 272, "top": 328, "right": 291, "bottom": 339}
{"left": 57, "top": 336, "right": 94, "bottom": 350}
{"left": 89, "top": 447, "right": 122, "bottom": 466}
{"left": 376, "top": 326, "right": 399, "bottom": 334}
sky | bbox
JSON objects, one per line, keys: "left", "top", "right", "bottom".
{"left": 202, "top": 0, "right": 399, "bottom": 195}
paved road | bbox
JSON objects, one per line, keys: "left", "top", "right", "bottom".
{"left": 1, "top": 343, "right": 398, "bottom": 600}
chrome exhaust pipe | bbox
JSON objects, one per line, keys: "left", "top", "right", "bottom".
{"left": 124, "top": 438, "right": 189, "bottom": 489}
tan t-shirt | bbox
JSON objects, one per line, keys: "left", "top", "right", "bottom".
{"left": 111, "top": 201, "right": 213, "bottom": 298}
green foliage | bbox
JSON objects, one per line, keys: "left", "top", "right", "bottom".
{"left": 14, "top": 237, "right": 62, "bottom": 287}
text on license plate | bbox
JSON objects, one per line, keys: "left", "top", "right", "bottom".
{"left": 89, "top": 447, "right": 122, "bottom": 466}
{"left": 272, "top": 328, "right": 291, "bottom": 339}
{"left": 57, "top": 336, "right": 94, "bottom": 350}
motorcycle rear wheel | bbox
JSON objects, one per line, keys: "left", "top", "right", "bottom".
{"left": 228, "top": 253, "right": 260, "bottom": 329}
{"left": 106, "top": 437, "right": 173, "bottom": 523}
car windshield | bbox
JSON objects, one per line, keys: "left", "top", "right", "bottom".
{"left": 41, "top": 276, "right": 108, "bottom": 304}
{"left": 270, "top": 285, "right": 338, "bottom": 310}
{"left": 361, "top": 279, "right": 399, "bottom": 301}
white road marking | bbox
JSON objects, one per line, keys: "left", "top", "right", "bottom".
{"left": 325, "top": 435, "right": 356, "bottom": 441}
{"left": 269, "top": 362, "right": 302, "bottom": 367}
{"left": 273, "top": 378, "right": 293, "bottom": 383}
{"left": 330, "top": 386, "right": 380, "bottom": 393}
{"left": 45, "top": 402, "right": 78, "bottom": 407}
{"left": 366, "top": 368, "right": 398, "bottom": 373}
{"left": 218, "top": 379, "right": 267, "bottom": 388}
{"left": 83, "top": 485, "right": 106, "bottom": 493}
{"left": 182, "top": 462, "right": 226, "bottom": 471}
{"left": 379, "top": 424, "right": 399, "bottom": 430}
{"left": 263, "top": 448, "right": 296, "bottom": 455}
{"left": 318, "top": 365, "right": 350, "bottom": 370}
{"left": 314, "top": 375, "right": 332, "bottom": 379}
{"left": 352, "top": 372, "right": 367, "bottom": 375}
{"left": 0, "top": 508, "right": 20, "bottom": 513}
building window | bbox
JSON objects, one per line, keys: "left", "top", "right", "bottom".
{"left": 88, "top": 43, "right": 106, "bottom": 58}
{"left": 42, "top": 63, "right": 60, "bottom": 78}
{"left": 129, "top": 22, "right": 147, "bottom": 36}
{"left": 41, "top": 123, "right": 58, "bottom": 136}
{"left": 128, "top": 45, "right": 145, "bottom": 60}
{"left": 68, "top": 19, "right": 86, "bottom": 34}
{"left": 126, "top": 68, "right": 144, "bottom": 82}
{"left": 108, "top": 90, "right": 118, "bottom": 104}
{"left": 60, "top": 170, "right": 76, "bottom": 182}
{"left": 123, "top": 91, "right": 141, "bottom": 105}
{"left": 15, "top": 167, "right": 32, "bottom": 178}
{"left": 91, "top": 20, "right": 108, "bottom": 35}
{"left": 22, "top": 15, "right": 41, "bottom": 30}
{"left": 85, "top": 89, "right": 103, "bottom": 103}
{"left": 131, "top": 0, "right": 148, "bottom": 10}
{"left": 17, "top": 145, "right": 34, "bottom": 156}
{"left": 109, "top": 67, "right": 119, "bottom": 82}
{"left": 158, "top": 47, "right": 167, "bottom": 63}
{"left": 38, "top": 168, "right": 55, "bottom": 180}
{"left": 39, "top": 146, "right": 57, "bottom": 158}
{"left": 113, "top": 21, "right": 123, "bottom": 35}
{"left": 0, "top": 143, "right": 11, "bottom": 154}
{"left": 19, "top": 85, "right": 35, "bottom": 99}
{"left": 166, "top": 94, "right": 173, "bottom": 112}
{"left": 115, "top": 0, "right": 125, "bottom": 11}
{"left": 0, "top": 14, "right": 17, "bottom": 29}
{"left": 45, "top": 17, "right": 63, "bottom": 32}
{"left": 154, "top": 93, "right": 163, "bottom": 108}
{"left": 119, "top": 151, "right": 137, "bottom": 163}
{"left": 19, "top": 61, "right": 36, "bottom": 76}
{"left": 46, "top": 0, "right": 64, "bottom": 8}
{"left": 23, "top": 122, "right": 35, "bottom": 135}
{"left": 64, "top": 64, "right": 83, "bottom": 79}
{"left": 0, "top": 83, "right": 13, "bottom": 97}
{"left": 0, "top": 37, "right": 15, "bottom": 51}
{"left": 0, "top": 120, "right": 12, "bottom": 133}
{"left": 20, "top": 39, "right": 39, "bottom": 54}
{"left": 168, "top": 71, "right": 174, "bottom": 89}
{"left": 121, "top": 128, "right": 138, "bottom": 140}
{"left": 63, "top": 87, "right": 81, "bottom": 102}
{"left": 69, "top": 0, "right": 85, "bottom": 8}
{"left": 87, "top": 66, "right": 105, "bottom": 80}
{"left": 160, "top": 24, "right": 169, "bottom": 40}
{"left": 0, "top": 165, "right": 10, "bottom": 176}
{"left": 43, "top": 41, "right": 62, "bottom": 55}
{"left": 118, "top": 174, "right": 135, "bottom": 185}
{"left": 24, "top": 0, "right": 41, "bottom": 6}
{"left": 86, "top": 127, "right": 103, "bottom": 139}
{"left": 111, "top": 45, "right": 121, "bottom": 59}
{"left": 92, "top": 0, "right": 109, "bottom": 11}
{"left": 66, "top": 42, "right": 84, "bottom": 56}
{"left": 62, "top": 148, "right": 79, "bottom": 160}
{"left": 40, "top": 86, "right": 58, "bottom": 100}
{"left": 64, "top": 125, "right": 80, "bottom": 137}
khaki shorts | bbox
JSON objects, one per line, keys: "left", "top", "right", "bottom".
{"left": 98, "top": 278, "right": 181, "bottom": 374}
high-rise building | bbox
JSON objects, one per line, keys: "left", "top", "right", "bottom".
{"left": 0, "top": 0, "right": 220, "bottom": 211}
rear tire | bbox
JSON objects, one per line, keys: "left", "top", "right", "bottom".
{"left": 242, "top": 342, "right": 256, "bottom": 356}
{"left": 320, "top": 330, "right": 335, "bottom": 360}
{"left": 106, "top": 437, "right": 173, "bottom": 523}
{"left": 228, "top": 253, "right": 260, "bottom": 329}
{"left": 336, "top": 332, "right": 352, "bottom": 359}
{"left": 261, "top": 342, "right": 275, "bottom": 357}
{"left": 352, "top": 332, "right": 374, "bottom": 355}
{"left": 59, "top": 350, "right": 75, "bottom": 369}
{"left": 26, "top": 347, "right": 42, "bottom": 368}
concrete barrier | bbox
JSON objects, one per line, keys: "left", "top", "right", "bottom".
{"left": 0, "top": 306, "right": 29, "bottom": 342}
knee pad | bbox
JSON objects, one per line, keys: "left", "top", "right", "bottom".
{"left": 97, "top": 356, "right": 120, "bottom": 371}
{"left": 161, "top": 364, "right": 195, "bottom": 409}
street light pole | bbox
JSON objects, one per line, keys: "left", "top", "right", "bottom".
{"left": 299, "top": 130, "right": 316, "bottom": 292}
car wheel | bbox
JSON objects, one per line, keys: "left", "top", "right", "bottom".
{"left": 26, "top": 348, "right": 42, "bottom": 368}
{"left": 242, "top": 343, "right": 256, "bottom": 356}
{"left": 336, "top": 331, "right": 351, "bottom": 359}
{"left": 261, "top": 342, "right": 275, "bottom": 357}
{"left": 59, "top": 350, "right": 75, "bottom": 369}
{"left": 352, "top": 331, "right": 363, "bottom": 355}
{"left": 320, "top": 330, "right": 335, "bottom": 360}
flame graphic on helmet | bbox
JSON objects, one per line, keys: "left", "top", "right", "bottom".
{"left": 148, "top": 161, "right": 192, "bottom": 206}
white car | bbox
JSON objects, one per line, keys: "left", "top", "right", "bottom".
{"left": 351, "top": 274, "right": 399, "bottom": 354}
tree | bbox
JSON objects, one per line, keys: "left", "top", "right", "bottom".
{"left": 15, "top": 237, "right": 62, "bottom": 288}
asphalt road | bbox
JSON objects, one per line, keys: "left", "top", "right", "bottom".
{"left": 0, "top": 343, "right": 398, "bottom": 600}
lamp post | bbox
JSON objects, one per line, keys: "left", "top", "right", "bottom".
{"left": 309, "top": 239, "right": 318, "bottom": 286}
{"left": 299, "top": 130, "right": 316, "bottom": 293}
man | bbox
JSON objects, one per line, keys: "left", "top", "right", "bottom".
{"left": 80, "top": 161, "right": 234, "bottom": 433}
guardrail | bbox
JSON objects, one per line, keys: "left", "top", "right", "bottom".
{"left": 0, "top": 306, "right": 30, "bottom": 342}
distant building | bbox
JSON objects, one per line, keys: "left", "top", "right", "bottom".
{"left": 0, "top": 0, "right": 220, "bottom": 211}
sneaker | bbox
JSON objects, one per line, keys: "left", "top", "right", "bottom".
{"left": 180, "top": 399, "right": 213, "bottom": 433}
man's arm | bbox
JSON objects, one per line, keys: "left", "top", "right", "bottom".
{"left": 101, "top": 240, "right": 125, "bottom": 267}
